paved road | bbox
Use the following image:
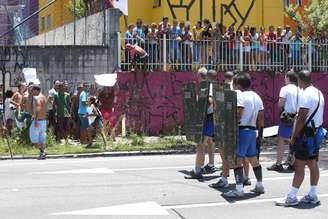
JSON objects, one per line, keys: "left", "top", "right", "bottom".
{"left": 1, "top": 152, "right": 328, "bottom": 219}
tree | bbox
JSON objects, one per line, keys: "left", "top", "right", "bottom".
{"left": 285, "top": 0, "right": 328, "bottom": 35}
{"left": 68, "top": 0, "right": 87, "bottom": 19}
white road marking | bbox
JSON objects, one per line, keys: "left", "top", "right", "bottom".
{"left": 32, "top": 168, "right": 114, "bottom": 174}
{"left": 51, "top": 201, "right": 169, "bottom": 216}
{"left": 163, "top": 194, "right": 328, "bottom": 209}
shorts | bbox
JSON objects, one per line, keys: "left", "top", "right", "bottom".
{"left": 203, "top": 118, "right": 214, "bottom": 138}
{"left": 57, "top": 117, "right": 70, "bottom": 133}
{"left": 79, "top": 115, "right": 90, "bottom": 130}
{"left": 294, "top": 127, "right": 325, "bottom": 161}
{"left": 278, "top": 122, "right": 293, "bottom": 139}
{"left": 238, "top": 129, "right": 257, "bottom": 158}
{"left": 29, "top": 120, "right": 47, "bottom": 144}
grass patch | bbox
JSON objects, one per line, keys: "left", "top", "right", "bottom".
{"left": 0, "top": 132, "right": 195, "bottom": 157}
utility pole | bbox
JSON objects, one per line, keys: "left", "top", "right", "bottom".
{"left": 73, "top": 0, "right": 76, "bottom": 45}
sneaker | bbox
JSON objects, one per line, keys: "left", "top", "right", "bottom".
{"left": 300, "top": 195, "right": 320, "bottom": 205}
{"left": 243, "top": 177, "right": 252, "bottom": 186}
{"left": 250, "top": 185, "right": 265, "bottom": 194}
{"left": 184, "top": 170, "right": 203, "bottom": 180}
{"left": 202, "top": 164, "right": 216, "bottom": 174}
{"left": 210, "top": 178, "right": 229, "bottom": 188}
{"left": 223, "top": 189, "right": 244, "bottom": 198}
{"left": 286, "top": 165, "right": 294, "bottom": 171}
{"left": 38, "top": 152, "right": 47, "bottom": 160}
{"left": 276, "top": 196, "right": 299, "bottom": 207}
{"left": 267, "top": 163, "right": 284, "bottom": 172}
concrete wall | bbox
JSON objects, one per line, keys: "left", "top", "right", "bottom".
{"left": 113, "top": 71, "right": 328, "bottom": 135}
{"left": 25, "top": 8, "right": 120, "bottom": 46}
{"left": 0, "top": 45, "right": 116, "bottom": 92}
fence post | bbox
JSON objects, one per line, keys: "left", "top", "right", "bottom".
{"left": 117, "top": 32, "right": 121, "bottom": 69}
{"left": 163, "top": 34, "right": 167, "bottom": 71}
{"left": 239, "top": 41, "right": 243, "bottom": 72}
{"left": 308, "top": 40, "right": 312, "bottom": 72}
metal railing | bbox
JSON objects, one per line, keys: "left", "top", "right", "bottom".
{"left": 120, "top": 35, "right": 328, "bottom": 72}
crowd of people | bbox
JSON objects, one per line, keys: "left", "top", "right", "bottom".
{"left": 183, "top": 68, "right": 325, "bottom": 206}
{"left": 123, "top": 17, "right": 328, "bottom": 72}
{"left": 0, "top": 80, "right": 119, "bottom": 159}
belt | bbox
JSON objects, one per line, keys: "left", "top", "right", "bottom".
{"left": 33, "top": 119, "right": 46, "bottom": 121}
{"left": 239, "top": 126, "right": 256, "bottom": 130}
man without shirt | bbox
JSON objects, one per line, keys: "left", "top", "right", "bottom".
{"left": 30, "top": 85, "right": 48, "bottom": 160}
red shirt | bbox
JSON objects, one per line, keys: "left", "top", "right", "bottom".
{"left": 266, "top": 32, "right": 277, "bottom": 41}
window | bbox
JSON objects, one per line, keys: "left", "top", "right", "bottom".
{"left": 297, "top": 0, "right": 302, "bottom": 6}
{"left": 153, "top": 0, "right": 161, "bottom": 8}
{"left": 41, "top": 17, "right": 45, "bottom": 31}
{"left": 47, "top": 14, "right": 52, "bottom": 29}
{"left": 284, "top": 0, "right": 290, "bottom": 8}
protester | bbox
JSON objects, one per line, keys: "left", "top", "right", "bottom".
{"left": 4, "top": 90, "right": 15, "bottom": 136}
{"left": 85, "top": 96, "right": 107, "bottom": 148}
{"left": 29, "top": 84, "right": 48, "bottom": 160}
{"left": 276, "top": 70, "right": 325, "bottom": 206}
{"left": 54, "top": 82, "right": 71, "bottom": 143}
{"left": 78, "top": 82, "right": 90, "bottom": 145}
{"left": 47, "top": 80, "right": 60, "bottom": 130}
{"left": 98, "top": 86, "right": 115, "bottom": 140}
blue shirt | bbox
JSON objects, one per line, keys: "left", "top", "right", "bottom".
{"left": 124, "top": 31, "right": 136, "bottom": 44}
{"left": 133, "top": 27, "right": 145, "bottom": 39}
{"left": 78, "top": 91, "right": 89, "bottom": 115}
{"left": 169, "top": 26, "right": 182, "bottom": 48}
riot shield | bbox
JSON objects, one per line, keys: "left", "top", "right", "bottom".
{"left": 213, "top": 85, "right": 238, "bottom": 167}
{"left": 194, "top": 81, "right": 210, "bottom": 144}
{"left": 182, "top": 83, "right": 197, "bottom": 141}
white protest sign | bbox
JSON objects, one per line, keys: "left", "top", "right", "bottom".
{"left": 94, "top": 74, "right": 117, "bottom": 87}
{"left": 22, "top": 68, "right": 37, "bottom": 83}
{"left": 112, "top": 0, "right": 128, "bottom": 15}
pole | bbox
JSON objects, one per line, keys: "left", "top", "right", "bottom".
{"left": 73, "top": 0, "right": 76, "bottom": 45}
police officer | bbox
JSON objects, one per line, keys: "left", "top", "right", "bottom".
{"left": 276, "top": 70, "right": 325, "bottom": 206}
{"left": 268, "top": 70, "right": 299, "bottom": 171}
{"left": 223, "top": 73, "right": 265, "bottom": 198}
{"left": 185, "top": 68, "right": 217, "bottom": 179}
{"left": 212, "top": 72, "right": 251, "bottom": 189}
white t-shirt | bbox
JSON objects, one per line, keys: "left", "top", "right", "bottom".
{"left": 239, "top": 91, "right": 264, "bottom": 127}
{"left": 298, "top": 86, "right": 324, "bottom": 128}
{"left": 279, "top": 84, "right": 299, "bottom": 114}
{"left": 207, "top": 83, "right": 214, "bottom": 114}
{"left": 4, "top": 98, "right": 14, "bottom": 121}
{"left": 282, "top": 30, "right": 292, "bottom": 43}
{"left": 48, "top": 88, "right": 57, "bottom": 110}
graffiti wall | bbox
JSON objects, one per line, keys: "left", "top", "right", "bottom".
{"left": 115, "top": 71, "right": 328, "bottom": 135}
{"left": 123, "top": 0, "right": 284, "bottom": 32}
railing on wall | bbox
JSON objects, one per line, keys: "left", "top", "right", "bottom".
{"left": 119, "top": 35, "right": 328, "bottom": 72}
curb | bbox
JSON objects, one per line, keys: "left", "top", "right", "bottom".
{"left": 0, "top": 149, "right": 196, "bottom": 160}
{"left": 1, "top": 148, "right": 328, "bottom": 161}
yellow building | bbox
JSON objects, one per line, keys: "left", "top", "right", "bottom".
{"left": 121, "top": 0, "right": 285, "bottom": 32}
{"left": 39, "top": 0, "right": 286, "bottom": 34}
{"left": 39, "top": 0, "right": 73, "bottom": 33}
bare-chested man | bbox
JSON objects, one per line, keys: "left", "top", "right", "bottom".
{"left": 21, "top": 83, "right": 35, "bottom": 127}
{"left": 11, "top": 82, "right": 27, "bottom": 127}
{"left": 29, "top": 84, "right": 48, "bottom": 160}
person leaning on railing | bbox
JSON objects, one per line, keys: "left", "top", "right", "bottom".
{"left": 192, "top": 20, "right": 203, "bottom": 66}
{"left": 181, "top": 23, "right": 193, "bottom": 71}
